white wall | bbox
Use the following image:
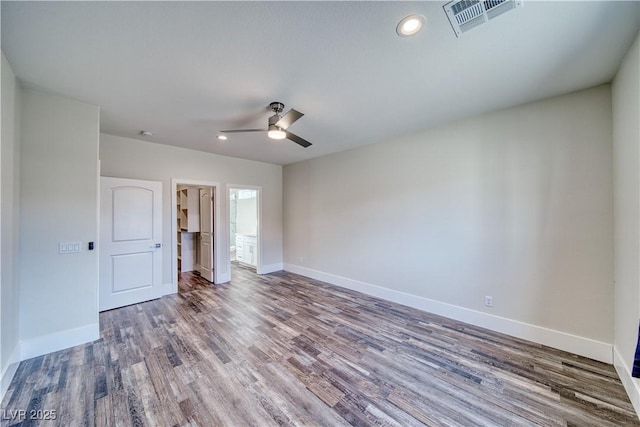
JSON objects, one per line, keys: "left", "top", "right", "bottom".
{"left": 613, "top": 30, "right": 640, "bottom": 416}
{"left": 237, "top": 195, "right": 258, "bottom": 236}
{"left": 99, "top": 134, "right": 283, "bottom": 281}
{"left": 1, "top": 52, "right": 22, "bottom": 398}
{"left": 19, "top": 89, "right": 100, "bottom": 358}
{"left": 284, "top": 85, "right": 614, "bottom": 362}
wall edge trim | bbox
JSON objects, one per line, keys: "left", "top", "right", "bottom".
{"left": 259, "top": 262, "right": 284, "bottom": 275}
{"left": 283, "top": 263, "right": 613, "bottom": 364}
{"left": 0, "top": 344, "right": 21, "bottom": 402}
{"left": 614, "top": 346, "right": 640, "bottom": 420}
{"left": 19, "top": 323, "right": 99, "bottom": 361}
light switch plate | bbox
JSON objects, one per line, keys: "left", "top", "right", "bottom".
{"left": 59, "top": 242, "right": 82, "bottom": 254}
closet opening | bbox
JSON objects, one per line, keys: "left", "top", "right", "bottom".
{"left": 174, "top": 182, "right": 217, "bottom": 291}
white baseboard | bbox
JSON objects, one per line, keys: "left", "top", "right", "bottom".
{"left": 218, "top": 271, "right": 231, "bottom": 284}
{"left": 161, "top": 281, "right": 175, "bottom": 296}
{"left": 284, "top": 263, "right": 613, "bottom": 364}
{"left": 258, "top": 262, "right": 283, "bottom": 275}
{"left": 1, "top": 344, "right": 20, "bottom": 402}
{"left": 20, "top": 323, "right": 100, "bottom": 361}
{"left": 614, "top": 346, "right": 640, "bottom": 419}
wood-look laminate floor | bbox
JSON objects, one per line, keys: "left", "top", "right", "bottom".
{"left": 2, "top": 265, "right": 639, "bottom": 426}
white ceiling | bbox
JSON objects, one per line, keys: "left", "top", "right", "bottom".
{"left": 2, "top": 1, "right": 639, "bottom": 165}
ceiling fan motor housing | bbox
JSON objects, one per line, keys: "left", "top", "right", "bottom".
{"left": 268, "top": 114, "right": 282, "bottom": 127}
{"left": 269, "top": 101, "right": 285, "bottom": 114}
{"left": 268, "top": 102, "right": 285, "bottom": 129}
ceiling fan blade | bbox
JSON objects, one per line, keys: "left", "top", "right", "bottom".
{"left": 232, "top": 106, "right": 271, "bottom": 127}
{"left": 220, "top": 128, "right": 266, "bottom": 133}
{"left": 275, "top": 109, "right": 304, "bottom": 130}
{"left": 286, "top": 131, "right": 312, "bottom": 148}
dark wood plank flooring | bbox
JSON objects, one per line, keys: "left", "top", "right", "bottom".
{"left": 2, "top": 265, "right": 638, "bottom": 426}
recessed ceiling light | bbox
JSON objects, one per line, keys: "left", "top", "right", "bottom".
{"left": 396, "top": 14, "right": 426, "bottom": 37}
{"left": 217, "top": 135, "right": 228, "bottom": 140}
{"left": 139, "top": 130, "right": 153, "bottom": 137}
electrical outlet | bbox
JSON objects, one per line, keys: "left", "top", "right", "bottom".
{"left": 485, "top": 296, "right": 494, "bottom": 307}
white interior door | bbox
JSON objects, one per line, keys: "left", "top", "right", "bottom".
{"left": 100, "top": 177, "right": 163, "bottom": 311}
{"left": 199, "top": 187, "right": 215, "bottom": 282}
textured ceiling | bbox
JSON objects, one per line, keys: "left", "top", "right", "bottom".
{"left": 2, "top": 1, "right": 639, "bottom": 165}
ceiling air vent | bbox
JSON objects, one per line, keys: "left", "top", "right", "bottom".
{"left": 444, "top": 0, "right": 522, "bottom": 37}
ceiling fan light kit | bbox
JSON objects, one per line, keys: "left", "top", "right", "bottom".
{"left": 267, "top": 125, "right": 286, "bottom": 140}
{"left": 220, "top": 101, "right": 312, "bottom": 148}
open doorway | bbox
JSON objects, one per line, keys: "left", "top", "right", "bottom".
{"left": 176, "top": 185, "right": 215, "bottom": 281}
{"left": 229, "top": 187, "right": 259, "bottom": 272}
{"left": 171, "top": 179, "right": 221, "bottom": 293}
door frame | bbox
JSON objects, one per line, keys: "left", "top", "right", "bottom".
{"left": 227, "top": 184, "right": 263, "bottom": 274}
{"left": 171, "top": 179, "right": 222, "bottom": 291}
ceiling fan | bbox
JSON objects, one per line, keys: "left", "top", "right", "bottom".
{"left": 220, "top": 102, "right": 312, "bottom": 148}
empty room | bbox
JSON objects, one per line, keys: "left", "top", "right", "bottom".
{"left": 1, "top": 1, "right": 640, "bottom": 425}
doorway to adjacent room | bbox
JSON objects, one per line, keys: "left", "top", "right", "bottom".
{"left": 229, "top": 187, "right": 259, "bottom": 272}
